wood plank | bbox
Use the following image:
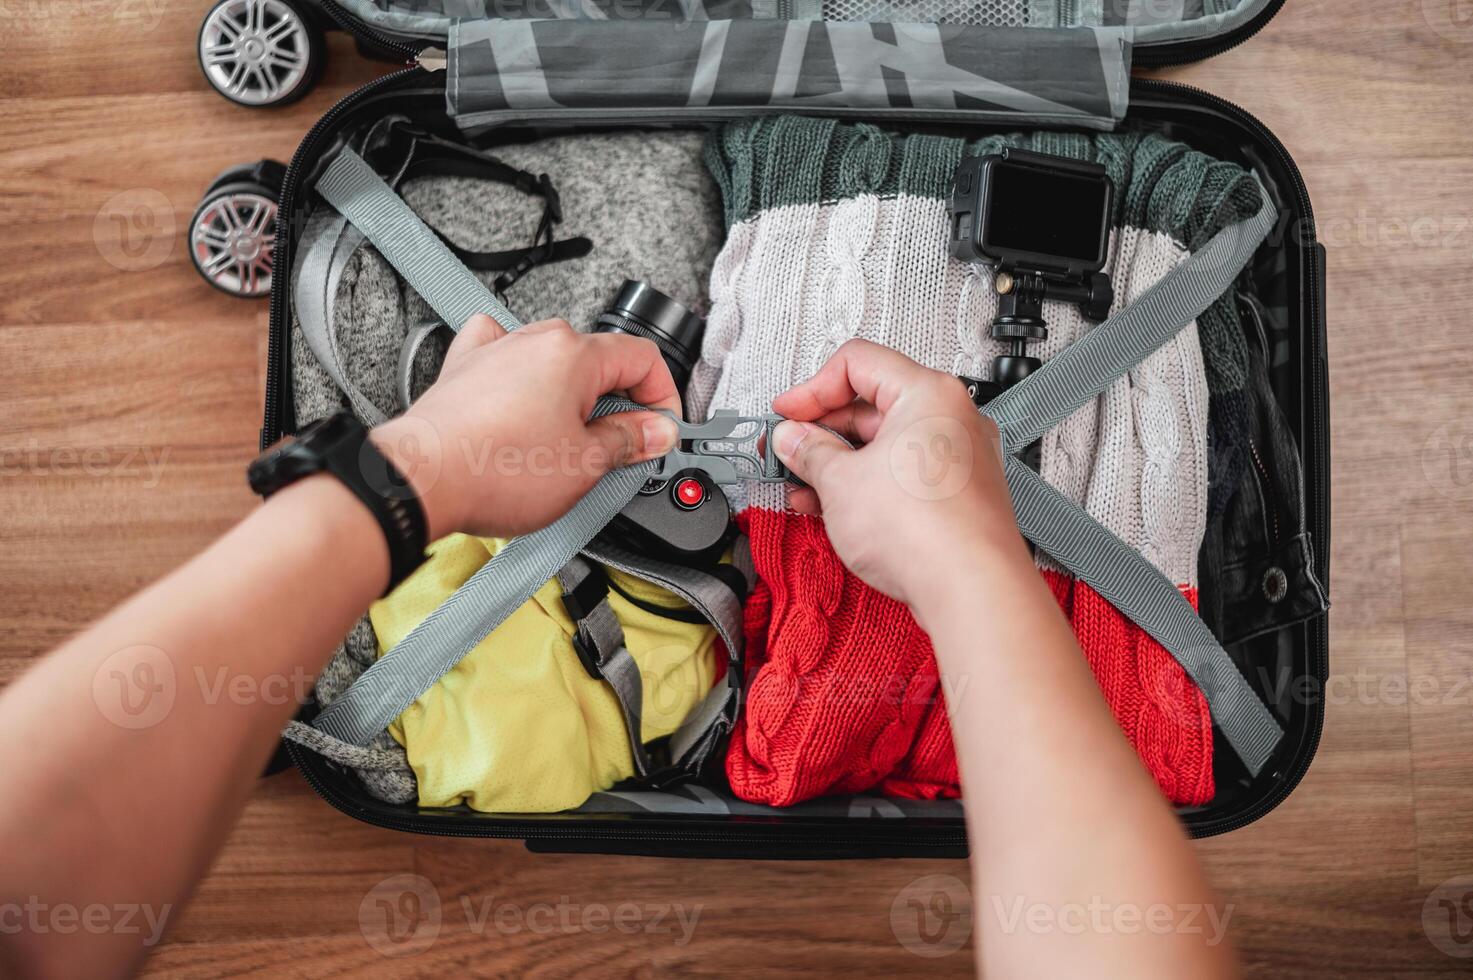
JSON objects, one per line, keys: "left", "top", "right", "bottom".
{"left": 0, "top": 0, "right": 1470, "bottom": 976}
{"left": 1, "top": 18, "right": 388, "bottom": 101}
{"left": 1399, "top": 512, "right": 1473, "bottom": 891}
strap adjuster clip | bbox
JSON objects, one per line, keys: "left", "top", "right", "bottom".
{"left": 571, "top": 632, "right": 605, "bottom": 680}
{"left": 560, "top": 562, "right": 608, "bottom": 622}
{"left": 652, "top": 410, "right": 793, "bottom": 485}
{"left": 561, "top": 564, "right": 610, "bottom": 680}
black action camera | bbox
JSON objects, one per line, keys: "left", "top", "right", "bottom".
{"left": 595, "top": 281, "right": 732, "bottom": 566}
{"left": 948, "top": 148, "right": 1115, "bottom": 386}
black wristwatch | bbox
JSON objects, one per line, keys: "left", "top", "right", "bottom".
{"left": 248, "top": 413, "right": 428, "bottom": 594}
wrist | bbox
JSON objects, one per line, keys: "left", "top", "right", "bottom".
{"left": 907, "top": 531, "right": 1036, "bottom": 633}
{"left": 273, "top": 472, "right": 392, "bottom": 597}
{"left": 370, "top": 416, "right": 459, "bottom": 541}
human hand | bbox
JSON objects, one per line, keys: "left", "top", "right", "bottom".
{"left": 369, "top": 315, "right": 681, "bottom": 539}
{"left": 770, "top": 340, "right": 1030, "bottom": 607}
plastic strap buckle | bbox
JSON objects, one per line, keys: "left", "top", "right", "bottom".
{"left": 651, "top": 410, "right": 792, "bottom": 485}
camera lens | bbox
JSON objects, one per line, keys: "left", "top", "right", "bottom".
{"left": 595, "top": 280, "right": 705, "bottom": 393}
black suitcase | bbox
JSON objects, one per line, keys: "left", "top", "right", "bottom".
{"left": 190, "top": 0, "right": 1328, "bottom": 858}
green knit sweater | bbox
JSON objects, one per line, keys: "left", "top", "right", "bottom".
{"left": 706, "top": 114, "right": 1255, "bottom": 394}
{"left": 704, "top": 114, "right": 1259, "bottom": 509}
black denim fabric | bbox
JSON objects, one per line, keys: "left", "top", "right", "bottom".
{"left": 1199, "top": 293, "right": 1329, "bottom": 646}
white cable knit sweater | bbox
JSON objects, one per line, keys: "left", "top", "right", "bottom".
{"left": 688, "top": 197, "right": 1209, "bottom": 590}
{"left": 697, "top": 116, "right": 1263, "bottom": 807}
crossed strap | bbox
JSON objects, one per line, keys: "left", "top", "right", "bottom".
{"left": 302, "top": 147, "right": 1285, "bottom": 777}
{"left": 980, "top": 196, "right": 1284, "bottom": 774}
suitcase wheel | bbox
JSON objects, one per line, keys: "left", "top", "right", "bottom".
{"left": 188, "top": 160, "right": 286, "bottom": 299}
{"left": 197, "top": 0, "right": 325, "bottom": 108}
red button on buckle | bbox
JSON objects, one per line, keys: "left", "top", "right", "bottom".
{"left": 673, "top": 477, "right": 705, "bottom": 510}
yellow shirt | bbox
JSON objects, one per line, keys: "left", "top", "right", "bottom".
{"left": 371, "top": 534, "right": 720, "bottom": 812}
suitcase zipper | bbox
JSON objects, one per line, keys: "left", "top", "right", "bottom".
{"left": 312, "top": 0, "right": 418, "bottom": 61}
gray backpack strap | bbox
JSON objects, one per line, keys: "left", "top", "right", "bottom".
{"left": 981, "top": 196, "right": 1285, "bottom": 775}
{"left": 311, "top": 407, "right": 655, "bottom": 746}
{"left": 581, "top": 538, "right": 748, "bottom": 776}
{"left": 314, "top": 147, "right": 524, "bottom": 334}
{"left": 555, "top": 556, "right": 652, "bottom": 779}
{"left": 1005, "top": 457, "right": 1282, "bottom": 774}
{"left": 292, "top": 211, "right": 391, "bottom": 424}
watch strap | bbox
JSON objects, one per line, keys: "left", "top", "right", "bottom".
{"left": 251, "top": 413, "right": 428, "bottom": 595}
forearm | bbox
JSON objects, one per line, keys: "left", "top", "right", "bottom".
{"left": 0, "top": 474, "right": 386, "bottom": 978}
{"left": 914, "top": 545, "right": 1237, "bottom": 980}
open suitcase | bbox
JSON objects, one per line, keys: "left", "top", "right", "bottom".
{"left": 189, "top": 0, "right": 1329, "bottom": 858}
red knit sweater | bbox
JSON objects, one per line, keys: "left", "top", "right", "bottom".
{"left": 726, "top": 510, "right": 1214, "bottom": 806}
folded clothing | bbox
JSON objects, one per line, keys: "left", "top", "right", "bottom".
{"left": 289, "top": 128, "right": 726, "bottom": 426}
{"left": 371, "top": 534, "right": 721, "bottom": 812}
{"left": 1198, "top": 293, "right": 1329, "bottom": 645}
{"left": 284, "top": 129, "right": 730, "bottom": 812}
{"left": 693, "top": 116, "right": 1264, "bottom": 807}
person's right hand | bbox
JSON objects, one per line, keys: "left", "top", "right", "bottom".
{"left": 370, "top": 315, "right": 681, "bottom": 541}
{"left": 769, "top": 340, "right": 1031, "bottom": 607}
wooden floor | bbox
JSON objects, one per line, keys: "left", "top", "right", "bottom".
{"left": 3, "top": 1, "right": 1472, "bottom": 976}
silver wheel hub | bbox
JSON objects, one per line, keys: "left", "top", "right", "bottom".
{"left": 192, "top": 191, "right": 276, "bottom": 297}
{"left": 200, "top": 0, "right": 310, "bottom": 106}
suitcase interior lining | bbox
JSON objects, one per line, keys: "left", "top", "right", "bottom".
{"left": 333, "top": 0, "right": 1278, "bottom": 47}
{"left": 283, "top": 102, "right": 1320, "bottom": 834}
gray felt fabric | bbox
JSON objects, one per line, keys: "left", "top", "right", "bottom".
{"left": 400, "top": 130, "right": 722, "bottom": 367}
{"left": 287, "top": 129, "right": 725, "bottom": 808}
{"left": 297, "top": 613, "right": 420, "bottom": 803}
{"left": 290, "top": 129, "right": 722, "bottom": 425}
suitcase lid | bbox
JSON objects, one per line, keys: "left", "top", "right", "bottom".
{"left": 328, "top": 0, "right": 1283, "bottom": 130}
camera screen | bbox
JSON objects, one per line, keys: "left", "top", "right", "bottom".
{"left": 983, "top": 161, "right": 1109, "bottom": 266}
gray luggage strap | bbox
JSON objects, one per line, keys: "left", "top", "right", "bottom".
{"left": 293, "top": 213, "right": 390, "bottom": 424}
{"left": 306, "top": 149, "right": 749, "bottom": 771}
{"left": 979, "top": 196, "right": 1284, "bottom": 775}
{"left": 582, "top": 537, "right": 752, "bottom": 775}
{"left": 303, "top": 147, "right": 1284, "bottom": 779}
{"left": 311, "top": 147, "right": 524, "bottom": 334}
{"left": 556, "top": 556, "right": 651, "bottom": 778}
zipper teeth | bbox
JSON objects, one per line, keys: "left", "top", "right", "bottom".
{"left": 266, "top": 72, "right": 1327, "bottom": 847}
{"left": 315, "top": 0, "right": 417, "bottom": 60}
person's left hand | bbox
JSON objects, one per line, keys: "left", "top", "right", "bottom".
{"left": 369, "top": 315, "right": 681, "bottom": 539}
